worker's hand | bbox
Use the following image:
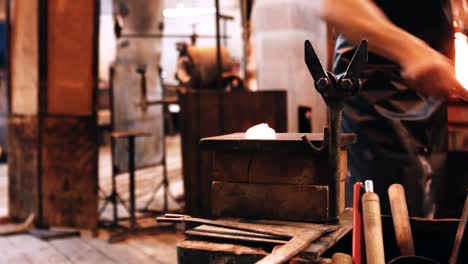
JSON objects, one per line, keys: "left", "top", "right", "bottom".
{"left": 400, "top": 47, "right": 468, "bottom": 101}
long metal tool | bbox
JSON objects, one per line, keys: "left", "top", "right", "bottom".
{"left": 449, "top": 193, "right": 468, "bottom": 264}
{"left": 304, "top": 40, "right": 368, "bottom": 221}
{"left": 158, "top": 214, "right": 292, "bottom": 240}
{"left": 158, "top": 214, "right": 336, "bottom": 264}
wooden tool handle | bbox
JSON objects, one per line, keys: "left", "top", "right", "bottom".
{"left": 388, "top": 184, "right": 415, "bottom": 256}
{"left": 362, "top": 192, "right": 386, "bottom": 264}
{"left": 332, "top": 253, "right": 353, "bottom": 264}
{"left": 449, "top": 194, "right": 468, "bottom": 264}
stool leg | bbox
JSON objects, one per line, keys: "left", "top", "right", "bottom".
{"left": 162, "top": 154, "right": 168, "bottom": 213}
{"left": 128, "top": 136, "right": 136, "bottom": 230}
{"left": 111, "top": 167, "right": 118, "bottom": 226}
{"left": 161, "top": 109, "right": 169, "bottom": 213}
{"left": 111, "top": 137, "right": 118, "bottom": 226}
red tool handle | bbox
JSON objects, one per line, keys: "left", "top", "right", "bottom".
{"left": 353, "top": 182, "right": 364, "bottom": 264}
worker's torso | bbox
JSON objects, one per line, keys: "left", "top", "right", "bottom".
{"left": 334, "top": 0, "right": 453, "bottom": 155}
{"left": 335, "top": 0, "right": 453, "bottom": 216}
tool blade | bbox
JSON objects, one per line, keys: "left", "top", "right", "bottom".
{"left": 344, "top": 40, "right": 368, "bottom": 79}
{"left": 305, "top": 40, "right": 328, "bottom": 82}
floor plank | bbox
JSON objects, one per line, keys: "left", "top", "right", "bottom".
{"left": 7, "top": 235, "right": 71, "bottom": 264}
{"left": 82, "top": 237, "right": 162, "bottom": 264}
{"left": 0, "top": 237, "right": 32, "bottom": 264}
{"left": 0, "top": 135, "right": 184, "bottom": 264}
{"left": 127, "top": 232, "right": 184, "bottom": 264}
{"left": 49, "top": 238, "right": 115, "bottom": 264}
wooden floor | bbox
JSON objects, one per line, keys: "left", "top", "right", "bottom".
{"left": 0, "top": 135, "right": 185, "bottom": 264}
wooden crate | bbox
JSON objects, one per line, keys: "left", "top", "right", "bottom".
{"left": 200, "top": 133, "right": 355, "bottom": 222}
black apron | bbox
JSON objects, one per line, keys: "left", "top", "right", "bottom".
{"left": 334, "top": 0, "right": 454, "bottom": 217}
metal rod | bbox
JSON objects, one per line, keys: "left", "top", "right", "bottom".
{"left": 240, "top": 0, "right": 249, "bottom": 84}
{"left": 108, "top": 66, "right": 119, "bottom": 226}
{"left": 215, "top": 0, "right": 222, "bottom": 90}
{"left": 120, "top": 33, "right": 230, "bottom": 39}
{"left": 449, "top": 193, "right": 468, "bottom": 264}
{"left": 158, "top": 215, "right": 293, "bottom": 239}
{"left": 111, "top": 135, "right": 118, "bottom": 226}
{"left": 37, "top": 0, "right": 49, "bottom": 228}
{"left": 6, "top": 0, "right": 11, "bottom": 115}
{"left": 161, "top": 68, "right": 169, "bottom": 213}
{"left": 223, "top": 19, "right": 228, "bottom": 46}
{"left": 128, "top": 136, "right": 136, "bottom": 230}
{"left": 139, "top": 68, "right": 147, "bottom": 112}
{"left": 328, "top": 108, "right": 342, "bottom": 221}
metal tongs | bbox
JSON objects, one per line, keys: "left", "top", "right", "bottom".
{"left": 303, "top": 40, "right": 368, "bottom": 221}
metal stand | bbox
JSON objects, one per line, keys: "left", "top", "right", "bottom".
{"left": 139, "top": 125, "right": 178, "bottom": 214}
{"left": 98, "top": 66, "right": 180, "bottom": 243}
{"left": 105, "top": 131, "right": 174, "bottom": 243}
{"left": 98, "top": 134, "right": 130, "bottom": 228}
{"left": 138, "top": 67, "right": 181, "bottom": 215}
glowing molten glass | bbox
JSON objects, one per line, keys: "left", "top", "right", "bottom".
{"left": 246, "top": 123, "right": 276, "bottom": 139}
{"left": 455, "top": 32, "right": 468, "bottom": 89}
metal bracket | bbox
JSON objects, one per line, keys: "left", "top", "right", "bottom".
{"left": 302, "top": 127, "right": 329, "bottom": 154}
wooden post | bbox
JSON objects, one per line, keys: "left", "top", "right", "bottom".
{"left": 215, "top": 0, "right": 222, "bottom": 90}
{"left": 8, "top": 0, "right": 99, "bottom": 229}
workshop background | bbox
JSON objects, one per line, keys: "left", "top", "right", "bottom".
{"left": 0, "top": 0, "right": 467, "bottom": 263}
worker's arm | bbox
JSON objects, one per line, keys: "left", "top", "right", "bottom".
{"left": 311, "top": 0, "right": 468, "bottom": 100}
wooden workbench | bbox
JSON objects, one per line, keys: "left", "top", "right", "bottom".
{"left": 179, "top": 90, "right": 287, "bottom": 218}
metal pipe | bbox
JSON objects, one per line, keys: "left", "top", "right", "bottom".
{"left": 128, "top": 136, "right": 136, "bottom": 230}
{"left": 223, "top": 19, "right": 228, "bottom": 46}
{"left": 215, "top": 0, "right": 222, "bottom": 90}
{"left": 120, "top": 33, "right": 230, "bottom": 39}
{"left": 37, "top": 0, "right": 48, "bottom": 228}
{"left": 240, "top": 0, "right": 249, "bottom": 82}
{"left": 6, "top": 0, "right": 11, "bottom": 115}
{"left": 328, "top": 108, "right": 342, "bottom": 221}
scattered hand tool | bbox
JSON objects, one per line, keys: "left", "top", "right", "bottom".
{"left": 0, "top": 213, "right": 35, "bottom": 236}
{"left": 255, "top": 230, "right": 325, "bottom": 264}
{"left": 157, "top": 214, "right": 292, "bottom": 240}
{"left": 332, "top": 253, "right": 353, "bottom": 264}
{"left": 449, "top": 193, "right": 468, "bottom": 264}
{"left": 158, "top": 214, "right": 338, "bottom": 264}
{"left": 362, "top": 180, "right": 386, "bottom": 264}
{"left": 387, "top": 184, "right": 439, "bottom": 264}
{"left": 353, "top": 182, "right": 365, "bottom": 264}
{"left": 304, "top": 39, "right": 367, "bottom": 221}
